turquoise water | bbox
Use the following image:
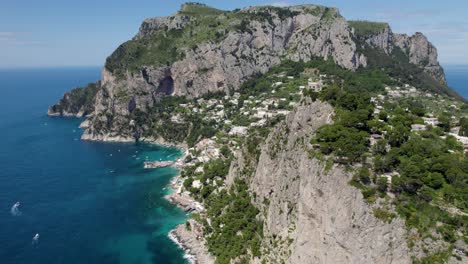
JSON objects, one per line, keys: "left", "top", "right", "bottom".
{"left": 0, "top": 65, "right": 465, "bottom": 264}
{"left": 0, "top": 68, "right": 188, "bottom": 264}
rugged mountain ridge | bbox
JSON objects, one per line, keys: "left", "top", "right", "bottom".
{"left": 49, "top": 3, "right": 452, "bottom": 142}
{"left": 79, "top": 4, "right": 366, "bottom": 141}
{"left": 348, "top": 21, "right": 446, "bottom": 84}
{"left": 47, "top": 4, "right": 466, "bottom": 263}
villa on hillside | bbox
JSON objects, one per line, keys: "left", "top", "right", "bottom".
{"left": 411, "top": 124, "right": 426, "bottom": 131}
{"left": 423, "top": 117, "right": 439, "bottom": 126}
{"left": 307, "top": 79, "right": 323, "bottom": 92}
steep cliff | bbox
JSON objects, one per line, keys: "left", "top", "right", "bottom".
{"left": 48, "top": 81, "right": 100, "bottom": 117}
{"left": 348, "top": 21, "right": 446, "bottom": 85}
{"left": 393, "top": 32, "right": 446, "bottom": 84}
{"left": 226, "top": 100, "right": 412, "bottom": 263}
{"left": 47, "top": 5, "right": 467, "bottom": 263}
{"left": 50, "top": 4, "right": 457, "bottom": 142}
{"left": 80, "top": 4, "right": 370, "bottom": 141}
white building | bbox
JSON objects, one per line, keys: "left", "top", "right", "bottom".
{"left": 423, "top": 117, "right": 439, "bottom": 126}
{"left": 229, "top": 126, "right": 248, "bottom": 136}
{"left": 370, "top": 134, "right": 383, "bottom": 146}
{"left": 411, "top": 124, "right": 426, "bottom": 131}
{"left": 307, "top": 81, "right": 322, "bottom": 92}
{"left": 192, "top": 180, "right": 202, "bottom": 189}
{"left": 250, "top": 119, "right": 267, "bottom": 127}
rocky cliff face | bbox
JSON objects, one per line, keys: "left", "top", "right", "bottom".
{"left": 349, "top": 22, "right": 446, "bottom": 84}
{"left": 50, "top": 4, "right": 452, "bottom": 142}
{"left": 65, "top": 4, "right": 370, "bottom": 140}
{"left": 393, "top": 32, "right": 446, "bottom": 84}
{"left": 47, "top": 5, "right": 463, "bottom": 263}
{"left": 48, "top": 81, "right": 100, "bottom": 117}
{"left": 227, "top": 100, "right": 412, "bottom": 263}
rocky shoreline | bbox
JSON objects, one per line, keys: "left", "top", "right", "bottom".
{"left": 79, "top": 133, "right": 213, "bottom": 263}
{"left": 79, "top": 129, "right": 188, "bottom": 149}
{"left": 165, "top": 174, "right": 214, "bottom": 264}
{"left": 144, "top": 160, "right": 174, "bottom": 169}
{"left": 168, "top": 221, "right": 215, "bottom": 264}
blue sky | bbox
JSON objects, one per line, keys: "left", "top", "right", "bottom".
{"left": 1, "top": 0, "right": 467, "bottom": 68}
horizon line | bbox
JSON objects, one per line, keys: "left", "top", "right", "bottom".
{"left": 0, "top": 65, "right": 103, "bottom": 70}
{"left": 1, "top": 63, "right": 467, "bottom": 70}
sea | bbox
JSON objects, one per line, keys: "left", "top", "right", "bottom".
{"left": 0, "top": 67, "right": 189, "bottom": 264}
{"left": 0, "top": 65, "right": 466, "bottom": 264}
{"left": 444, "top": 64, "right": 468, "bottom": 99}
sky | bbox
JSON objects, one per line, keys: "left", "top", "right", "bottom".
{"left": 1, "top": 0, "right": 467, "bottom": 68}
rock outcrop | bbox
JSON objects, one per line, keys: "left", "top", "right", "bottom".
{"left": 229, "top": 100, "right": 412, "bottom": 263}
{"left": 349, "top": 22, "right": 446, "bottom": 84}
{"left": 393, "top": 32, "right": 446, "bottom": 84}
{"left": 81, "top": 4, "right": 368, "bottom": 141}
{"left": 50, "top": 4, "right": 451, "bottom": 142}
{"left": 48, "top": 81, "right": 100, "bottom": 117}
{"left": 47, "top": 5, "right": 462, "bottom": 263}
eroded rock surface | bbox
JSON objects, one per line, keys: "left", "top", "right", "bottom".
{"left": 245, "top": 101, "right": 411, "bottom": 263}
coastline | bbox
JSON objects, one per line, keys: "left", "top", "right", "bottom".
{"left": 168, "top": 220, "right": 215, "bottom": 264}
{"left": 77, "top": 130, "right": 213, "bottom": 264}
{"left": 164, "top": 160, "right": 215, "bottom": 264}
{"left": 80, "top": 131, "right": 188, "bottom": 149}
{"left": 47, "top": 110, "right": 212, "bottom": 264}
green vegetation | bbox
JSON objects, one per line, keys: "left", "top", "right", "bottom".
{"left": 354, "top": 36, "right": 463, "bottom": 100}
{"left": 304, "top": 6, "right": 323, "bottom": 17}
{"left": 413, "top": 247, "right": 454, "bottom": 264}
{"left": 105, "top": 3, "right": 234, "bottom": 76}
{"left": 181, "top": 158, "right": 262, "bottom": 264}
{"left": 203, "top": 179, "right": 263, "bottom": 264}
{"left": 459, "top": 117, "right": 468, "bottom": 136}
{"left": 373, "top": 208, "right": 396, "bottom": 223}
{"left": 302, "top": 57, "right": 467, "bottom": 258}
{"left": 303, "top": 59, "right": 392, "bottom": 163}
{"left": 180, "top": 2, "right": 225, "bottom": 16}
{"left": 126, "top": 55, "right": 465, "bottom": 261}
{"left": 105, "top": 30, "right": 186, "bottom": 75}
{"left": 107, "top": 2, "right": 311, "bottom": 77}
{"left": 348, "top": 20, "right": 389, "bottom": 37}
{"left": 50, "top": 81, "right": 99, "bottom": 115}
{"left": 321, "top": 7, "right": 338, "bottom": 22}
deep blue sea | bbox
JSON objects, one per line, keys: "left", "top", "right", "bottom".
{"left": 0, "top": 65, "right": 466, "bottom": 264}
{"left": 0, "top": 68, "right": 188, "bottom": 264}
{"left": 445, "top": 64, "right": 468, "bottom": 98}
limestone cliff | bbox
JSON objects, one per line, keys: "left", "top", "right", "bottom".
{"left": 393, "top": 32, "right": 446, "bottom": 84}
{"left": 227, "top": 100, "right": 412, "bottom": 263}
{"left": 48, "top": 81, "right": 100, "bottom": 117}
{"left": 47, "top": 4, "right": 465, "bottom": 263}
{"left": 50, "top": 4, "right": 454, "bottom": 142}
{"left": 82, "top": 4, "right": 368, "bottom": 141}
{"left": 349, "top": 21, "right": 446, "bottom": 85}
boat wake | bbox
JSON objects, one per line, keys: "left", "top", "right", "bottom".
{"left": 10, "top": 202, "right": 21, "bottom": 216}
{"left": 32, "top": 233, "right": 40, "bottom": 245}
